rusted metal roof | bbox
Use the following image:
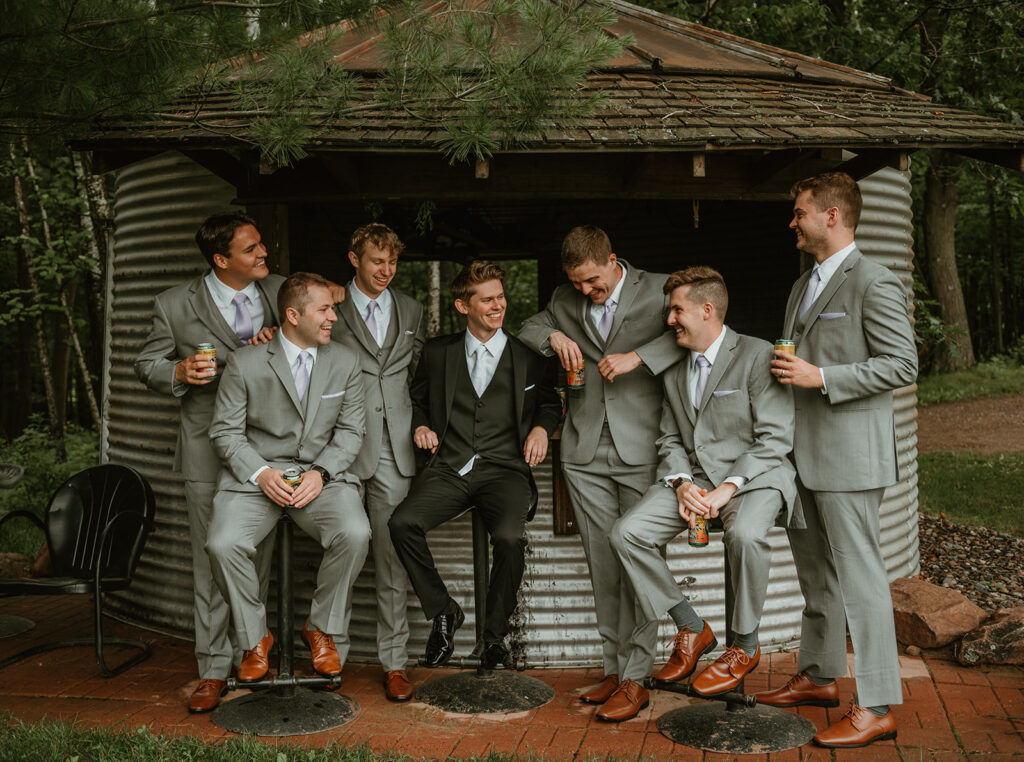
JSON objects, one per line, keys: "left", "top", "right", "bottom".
{"left": 86, "top": 0, "right": 1024, "bottom": 156}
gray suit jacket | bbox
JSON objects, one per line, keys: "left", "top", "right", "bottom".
{"left": 782, "top": 247, "right": 918, "bottom": 492}
{"left": 518, "top": 260, "right": 680, "bottom": 466}
{"left": 658, "top": 328, "right": 799, "bottom": 525}
{"left": 135, "top": 272, "right": 285, "bottom": 482}
{"left": 330, "top": 285, "right": 425, "bottom": 480}
{"left": 209, "top": 333, "right": 365, "bottom": 492}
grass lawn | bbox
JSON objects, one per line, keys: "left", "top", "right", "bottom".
{"left": 917, "top": 358, "right": 1024, "bottom": 406}
{"left": 917, "top": 451, "right": 1024, "bottom": 537}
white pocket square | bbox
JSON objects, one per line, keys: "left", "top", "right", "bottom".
{"left": 818, "top": 312, "right": 847, "bottom": 319}
{"left": 712, "top": 389, "right": 739, "bottom": 397}
{"left": 405, "top": 330, "right": 414, "bottom": 335}
{"left": 321, "top": 390, "right": 346, "bottom": 399}
{"left": 524, "top": 384, "right": 536, "bottom": 391}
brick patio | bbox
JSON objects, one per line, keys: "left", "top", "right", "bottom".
{"left": 2, "top": 595, "right": 1022, "bottom": 759}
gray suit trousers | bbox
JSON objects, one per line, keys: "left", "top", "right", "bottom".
{"left": 788, "top": 484, "right": 903, "bottom": 707}
{"left": 359, "top": 426, "right": 413, "bottom": 672}
{"left": 561, "top": 425, "right": 658, "bottom": 681}
{"left": 207, "top": 481, "right": 371, "bottom": 662}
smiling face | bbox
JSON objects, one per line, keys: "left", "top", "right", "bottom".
{"left": 565, "top": 253, "right": 622, "bottom": 305}
{"left": 789, "top": 189, "right": 836, "bottom": 261}
{"left": 349, "top": 242, "right": 397, "bottom": 300}
{"left": 212, "top": 224, "right": 269, "bottom": 289}
{"left": 284, "top": 284, "right": 337, "bottom": 349}
{"left": 455, "top": 278, "right": 506, "bottom": 342}
{"left": 667, "top": 284, "right": 715, "bottom": 353}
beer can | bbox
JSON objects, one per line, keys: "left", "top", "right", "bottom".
{"left": 566, "top": 361, "right": 585, "bottom": 392}
{"left": 774, "top": 339, "right": 796, "bottom": 356}
{"left": 196, "top": 342, "right": 218, "bottom": 376}
{"left": 688, "top": 515, "right": 709, "bottom": 547}
{"left": 282, "top": 467, "right": 303, "bottom": 487}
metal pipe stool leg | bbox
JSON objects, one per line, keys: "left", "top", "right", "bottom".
{"left": 650, "top": 537, "right": 816, "bottom": 753}
{"left": 212, "top": 515, "right": 359, "bottom": 736}
{"left": 417, "top": 511, "right": 554, "bottom": 714}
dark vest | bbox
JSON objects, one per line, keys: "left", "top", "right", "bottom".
{"left": 438, "top": 345, "right": 524, "bottom": 474}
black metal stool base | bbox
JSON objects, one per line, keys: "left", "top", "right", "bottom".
{"left": 657, "top": 701, "right": 816, "bottom": 753}
{"left": 212, "top": 688, "right": 358, "bottom": 737}
{"left": 418, "top": 670, "right": 554, "bottom": 714}
{"left": 0, "top": 614, "right": 34, "bottom": 639}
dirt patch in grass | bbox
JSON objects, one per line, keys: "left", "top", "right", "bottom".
{"left": 916, "top": 393, "right": 1024, "bottom": 454}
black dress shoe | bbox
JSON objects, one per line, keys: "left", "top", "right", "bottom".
{"left": 480, "top": 641, "right": 511, "bottom": 670}
{"left": 424, "top": 601, "right": 464, "bottom": 667}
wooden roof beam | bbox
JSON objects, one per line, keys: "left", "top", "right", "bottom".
{"left": 949, "top": 148, "right": 1024, "bottom": 173}
{"left": 835, "top": 149, "right": 911, "bottom": 180}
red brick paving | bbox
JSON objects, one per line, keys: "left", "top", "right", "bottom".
{"left": 2, "top": 596, "right": 1023, "bottom": 759}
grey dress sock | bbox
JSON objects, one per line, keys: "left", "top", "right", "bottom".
{"left": 807, "top": 672, "right": 835, "bottom": 686}
{"left": 866, "top": 704, "right": 889, "bottom": 716}
{"left": 733, "top": 628, "right": 759, "bottom": 656}
{"left": 668, "top": 598, "right": 703, "bottom": 632}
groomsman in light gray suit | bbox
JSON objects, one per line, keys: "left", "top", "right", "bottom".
{"left": 206, "top": 272, "right": 371, "bottom": 687}
{"left": 519, "top": 226, "right": 680, "bottom": 714}
{"left": 330, "top": 223, "right": 425, "bottom": 702}
{"left": 761, "top": 172, "right": 918, "bottom": 749}
{"left": 135, "top": 212, "right": 285, "bottom": 713}
{"left": 607, "top": 267, "right": 798, "bottom": 721}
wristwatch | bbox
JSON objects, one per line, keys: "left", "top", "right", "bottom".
{"left": 310, "top": 465, "right": 331, "bottom": 484}
{"left": 668, "top": 477, "right": 687, "bottom": 490}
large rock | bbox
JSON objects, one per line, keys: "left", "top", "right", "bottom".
{"left": 891, "top": 577, "right": 988, "bottom": 649}
{"left": 958, "top": 608, "right": 1024, "bottom": 666}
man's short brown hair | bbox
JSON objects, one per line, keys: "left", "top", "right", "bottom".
{"left": 451, "top": 261, "right": 506, "bottom": 303}
{"left": 790, "top": 171, "right": 863, "bottom": 230}
{"left": 561, "top": 225, "right": 613, "bottom": 270}
{"left": 278, "top": 272, "right": 332, "bottom": 317}
{"left": 195, "top": 211, "right": 257, "bottom": 268}
{"left": 663, "top": 266, "right": 729, "bottom": 319}
{"left": 350, "top": 223, "right": 405, "bottom": 259}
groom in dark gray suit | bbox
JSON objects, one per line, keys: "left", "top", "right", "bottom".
{"left": 762, "top": 172, "right": 918, "bottom": 749}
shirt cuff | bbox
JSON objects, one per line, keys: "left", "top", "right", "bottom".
{"left": 171, "top": 371, "right": 189, "bottom": 398}
{"left": 249, "top": 465, "right": 269, "bottom": 485}
{"left": 663, "top": 472, "right": 692, "bottom": 487}
{"left": 725, "top": 476, "right": 746, "bottom": 489}
{"left": 819, "top": 367, "right": 828, "bottom": 395}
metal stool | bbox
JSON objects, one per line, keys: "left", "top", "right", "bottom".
{"left": 0, "top": 463, "right": 33, "bottom": 640}
{"left": 648, "top": 533, "right": 816, "bottom": 753}
{"left": 211, "top": 514, "right": 359, "bottom": 736}
{"left": 417, "top": 510, "right": 554, "bottom": 714}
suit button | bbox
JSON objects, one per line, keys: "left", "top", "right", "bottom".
{"left": 477, "top": 402, "right": 484, "bottom": 408}
{"left": 375, "top": 406, "right": 382, "bottom": 412}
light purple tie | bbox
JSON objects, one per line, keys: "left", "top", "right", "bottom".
{"left": 598, "top": 299, "right": 616, "bottom": 340}
{"left": 294, "top": 351, "right": 310, "bottom": 402}
{"left": 693, "top": 355, "right": 711, "bottom": 410}
{"left": 232, "top": 292, "right": 254, "bottom": 343}
{"left": 798, "top": 267, "right": 821, "bottom": 320}
{"left": 365, "top": 300, "right": 379, "bottom": 344}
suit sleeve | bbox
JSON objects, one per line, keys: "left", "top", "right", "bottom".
{"left": 530, "top": 357, "right": 563, "bottom": 436}
{"left": 408, "top": 306, "right": 427, "bottom": 382}
{"left": 822, "top": 274, "right": 919, "bottom": 405}
{"left": 135, "top": 295, "right": 186, "bottom": 398}
{"left": 315, "top": 358, "right": 365, "bottom": 477}
{"left": 517, "top": 300, "right": 561, "bottom": 357}
{"left": 728, "top": 345, "right": 795, "bottom": 482}
{"left": 209, "top": 354, "right": 266, "bottom": 483}
{"left": 633, "top": 292, "right": 682, "bottom": 376}
{"left": 410, "top": 344, "right": 432, "bottom": 431}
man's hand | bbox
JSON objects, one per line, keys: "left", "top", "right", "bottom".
{"left": 175, "top": 354, "right": 217, "bottom": 385}
{"left": 675, "top": 482, "right": 711, "bottom": 529}
{"left": 771, "top": 351, "right": 823, "bottom": 389}
{"left": 548, "top": 331, "right": 583, "bottom": 372}
{"left": 414, "top": 425, "right": 439, "bottom": 453}
{"left": 289, "top": 469, "right": 323, "bottom": 508}
{"left": 523, "top": 426, "right": 548, "bottom": 466}
{"left": 248, "top": 325, "right": 277, "bottom": 345}
{"left": 256, "top": 468, "right": 295, "bottom": 507}
{"left": 701, "top": 483, "right": 738, "bottom": 516}
{"left": 598, "top": 351, "right": 642, "bottom": 382}
{"left": 329, "top": 282, "right": 346, "bottom": 305}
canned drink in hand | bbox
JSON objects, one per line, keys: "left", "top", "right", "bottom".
{"left": 196, "top": 342, "right": 218, "bottom": 376}
{"left": 774, "top": 339, "right": 795, "bottom": 356}
{"left": 282, "top": 467, "right": 303, "bottom": 487}
{"left": 566, "top": 361, "right": 585, "bottom": 392}
{"left": 688, "top": 487, "right": 710, "bottom": 546}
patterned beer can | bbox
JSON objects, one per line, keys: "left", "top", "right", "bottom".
{"left": 774, "top": 339, "right": 796, "bottom": 356}
{"left": 688, "top": 515, "right": 709, "bottom": 547}
{"left": 566, "top": 361, "right": 585, "bottom": 391}
{"left": 196, "top": 342, "right": 217, "bottom": 376}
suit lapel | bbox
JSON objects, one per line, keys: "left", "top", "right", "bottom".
{"left": 190, "top": 274, "right": 241, "bottom": 349}
{"left": 254, "top": 278, "right": 278, "bottom": 326}
{"left": 801, "top": 249, "right": 859, "bottom": 338}
{"left": 301, "top": 344, "right": 329, "bottom": 436}
{"left": 604, "top": 263, "right": 638, "bottom": 347}
{"left": 444, "top": 336, "right": 463, "bottom": 422}
{"left": 578, "top": 293, "right": 604, "bottom": 350}
{"left": 380, "top": 295, "right": 404, "bottom": 366}
{"left": 679, "top": 362, "right": 697, "bottom": 427}
{"left": 338, "top": 288, "right": 379, "bottom": 356}
{"left": 697, "top": 329, "right": 737, "bottom": 417}
{"left": 510, "top": 339, "right": 527, "bottom": 433}
{"left": 783, "top": 271, "right": 809, "bottom": 339}
{"left": 268, "top": 337, "right": 303, "bottom": 416}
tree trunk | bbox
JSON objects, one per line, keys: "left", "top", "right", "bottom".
{"left": 427, "top": 260, "right": 441, "bottom": 338}
{"left": 72, "top": 151, "right": 109, "bottom": 381}
{"left": 922, "top": 151, "right": 975, "bottom": 370}
{"left": 987, "top": 179, "right": 1004, "bottom": 355}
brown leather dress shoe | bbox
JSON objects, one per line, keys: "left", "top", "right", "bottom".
{"left": 304, "top": 618, "right": 342, "bottom": 676}
{"left": 754, "top": 670, "right": 840, "bottom": 708}
{"left": 596, "top": 679, "right": 650, "bottom": 722}
{"left": 653, "top": 621, "right": 717, "bottom": 682}
{"left": 691, "top": 645, "right": 760, "bottom": 697}
{"left": 384, "top": 670, "right": 413, "bottom": 701}
{"left": 237, "top": 630, "right": 274, "bottom": 683}
{"left": 813, "top": 703, "right": 897, "bottom": 748}
{"left": 579, "top": 673, "right": 619, "bottom": 705}
{"left": 188, "top": 679, "right": 227, "bottom": 713}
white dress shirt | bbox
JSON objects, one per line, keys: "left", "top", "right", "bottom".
{"left": 347, "top": 281, "right": 393, "bottom": 347}
{"left": 457, "top": 329, "right": 509, "bottom": 475}
{"left": 588, "top": 261, "right": 628, "bottom": 335}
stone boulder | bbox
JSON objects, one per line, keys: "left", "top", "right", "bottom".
{"left": 891, "top": 577, "right": 988, "bottom": 649}
{"left": 0, "top": 552, "right": 31, "bottom": 579}
{"left": 958, "top": 608, "right": 1024, "bottom": 666}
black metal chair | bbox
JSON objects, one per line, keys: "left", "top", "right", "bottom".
{"left": 0, "top": 463, "right": 156, "bottom": 677}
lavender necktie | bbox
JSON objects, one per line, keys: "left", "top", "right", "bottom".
{"left": 232, "top": 292, "right": 254, "bottom": 343}
{"left": 693, "top": 354, "right": 711, "bottom": 410}
{"left": 598, "top": 299, "right": 616, "bottom": 341}
{"left": 365, "top": 300, "right": 379, "bottom": 345}
{"left": 798, "top": 267, "right": 822, "bottom": 320}
{"left": 294, "top": 350, "right": 310, "bottom": 403}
